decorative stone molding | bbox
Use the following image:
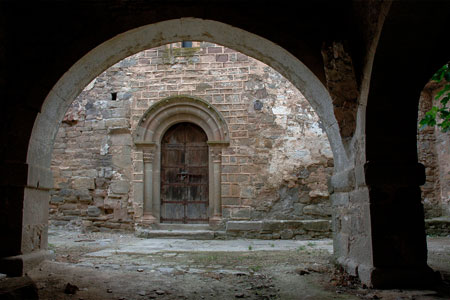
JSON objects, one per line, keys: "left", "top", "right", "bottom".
{"left": 133, "top": 96, "right": 230, "bottom": 226}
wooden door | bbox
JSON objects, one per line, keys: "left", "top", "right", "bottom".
{"left": 160, "top": 123, "right": 209, "bottom": 223}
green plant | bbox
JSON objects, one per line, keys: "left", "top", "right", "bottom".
{"left": 248, "top": 245, "right": 253, "bottom": 251}
{"left": 270, "top": 243, "right": 275, "bottom": 248}
{"left": 249, "top": 265, "right": 262, "bottom": 272}
{"left": 420, "top": 63, "right": 450, "bottom": 132}
{"left": 297, "top": 245, "right": 306, "bottom": 251}
{"left": 307, "top": 242, "right": 316, "bottom": 247}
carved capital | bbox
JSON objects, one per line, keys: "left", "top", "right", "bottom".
{"left": 210, "top": 147, "right": 222, "bottom": 162}
{"left": 135, "top": 142, "right": 156, "bottom": 163}
{"left": 143, "top": 151, "right": 155, "bottom": 163}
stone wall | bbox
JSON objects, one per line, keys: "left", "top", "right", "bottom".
{"left": 50, "top": 42, "right": 333, "bottom": 236}
{"left": 418, "top": 81, "right": 450, "bottom": 219}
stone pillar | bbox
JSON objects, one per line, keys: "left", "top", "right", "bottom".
{"left": 134, "top": 142, "right": 157, "bottom": 224}
{"left": 332, "top": 161, "right": 440, "bottom": 288}
{"left": 0, "top": 163, "right": 54, "bottom": 276}
{"left": 207, "top": 142, "right": 228, "bottom": 227}
{"left": 143, "top": 149, "right": 156, "bottom": 223}
{"left": 209, "top": 146, "right": 222, "bottom": 225}
{"left": 363, "top": 161, "right": 439, "bottom": 288}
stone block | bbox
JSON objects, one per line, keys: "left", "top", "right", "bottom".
{"left": 303, "top": 205, "right": 326, "bottom": 216}
{"left": 59, "top": 203, "right": 77, "bottom": 210}
{"left": 87, "top": 205, "right": 102, "bottom": 217}
{"left": 303, "top": 220, "right": 331, "bottom": 232}
{"left": 261, "top": 220, "right": 284, "bottom": 232}
{"left": 330, "top": 169, "right": 355, "bottom": 193}
{"left": 110, "top": 181, "right": 130, "bottom": 194}
{"left": 309, "top": 190, "right": 329, "bottom": 198}
{"left": 105, "top": 118, "right": 128, "bottom": 128}
{"left": 75, "top": 189, "right": 92, "bottom": 202}
{"left": 226, "top": 221, "right": 262, "bottom": 231}
{"left": 62, "top": 210, "right": 81, "bottom": 216}
{"left": 280, "top": 229, "right": 294, "bottom": 239}
{"left": 222, "top": 197, "right": 240, "bottom": 205}
{"left": 216, "top": 54, "right": 228, "bottom": 62}
{"left": 110, "top": 133, "right": 132, "bottom": 146}
{"left": 240, "top": 186, "right": 254, "bottom": 198}
{"left": 330, "top": 192, "right": 349, "bottom": 207}
{"left": 50, "top": 196, "right": 63, "bottom": 203}
{"left": 230, "top": 207, "right": 251, "bottom": 219}
{"left": 72, "top": 177, "right": 95, "bottom": 190}
{"left": 113, "top": 205, "right": 128, "bottom": 221}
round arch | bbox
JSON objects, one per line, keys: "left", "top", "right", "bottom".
{"left": 28, "top": 18, "right": 348, "bottom": 187}
{"left": 133, "top": 96, "right": 230, "bottom": 224}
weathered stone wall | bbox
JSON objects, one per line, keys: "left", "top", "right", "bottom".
{"left": 418, "top": 81, "right": 450, "bottom": 219}
{"left": 50, "top": 42, "right": 333, "bottom": 234}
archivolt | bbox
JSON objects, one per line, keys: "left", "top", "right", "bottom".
{"left": 133, "top": 95, "right": 229, "bottom": 144}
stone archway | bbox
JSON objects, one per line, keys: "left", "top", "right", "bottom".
{"left": 23, "top": 18, "right": 347, "bottom": 279}
{"left": 133, "top": 96, "right": 229, "bottom": 227}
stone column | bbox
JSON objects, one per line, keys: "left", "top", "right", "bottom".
{"left": 210, "top": 147, "right": 222, "bottom": 222}
{"left": 135, "top": 142, "right": 157, "bottom": 224}
{"left": 207, "top": 142, "right": 228, "bottom": 227}
{"left": 363, "top": 161, "right": 439, "bottom": 288}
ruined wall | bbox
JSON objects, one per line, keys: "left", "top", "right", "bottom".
{"left": 418, "top": 82, "right": 450, "bottom": 219}
{"left": 50, "top": 42, "right": 333, "bottom": 233}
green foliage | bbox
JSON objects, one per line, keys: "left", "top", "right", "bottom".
{"left": 420, "top": 63, "right": 450, "bottom": 132}
{"left": 249, "top": 265, "right": 262, "bottom": 272}
{"left": 297, "top": 245, "right": 306, "bottom": 252}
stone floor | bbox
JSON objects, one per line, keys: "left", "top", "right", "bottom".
{"left": 3, "top": 227, "right": 450, "bottom": 299}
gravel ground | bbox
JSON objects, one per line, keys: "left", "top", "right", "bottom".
{"left": 24, "top": 227, "right": 450, "bottom": 300}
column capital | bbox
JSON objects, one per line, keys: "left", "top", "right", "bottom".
{"left": 207, "top": 141, "right": 230, "bottom": 147}
{"left": 135, "top": 141, "right": 157, "bottom": 149}
{"left": 135, "top": 142, "right": 157, "bottom": 163}
{"left": 209, "top": 147, "right": 222, "bottom": 162}
{"left": 143, "top": 152, "right": 155, "bottom": 163}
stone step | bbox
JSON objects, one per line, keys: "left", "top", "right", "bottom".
{"left": 425, "top": 217, "right": 450, "bottom": 236}
{"left": 136, "top": 229, "right": 221, "bottom": 240}
{"left": 156, "top": 224, "right": 211, "bottom": 231}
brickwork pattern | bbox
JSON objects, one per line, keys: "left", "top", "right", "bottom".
{"left": 50, "top": 42, "right": 333, "bottom": 233}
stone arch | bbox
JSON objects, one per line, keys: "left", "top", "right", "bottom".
{"left": 23, "top": 17, "right": 348, "bottom": 277}
{"left": 28, "top": 18, "right": 347, "bottom": 178}
{"left": 132, "top": 96, "right": 229, "bottom": 225}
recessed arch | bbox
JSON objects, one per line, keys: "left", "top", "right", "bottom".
{"left": 133, "top": 96, "right": 230, "bottom": 224}
{"left": 134, "top": 95, "right": 230, "bottom": 144}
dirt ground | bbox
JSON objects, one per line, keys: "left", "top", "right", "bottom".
{"left": 25, "top": 227, "right": 450, "bottom": 300}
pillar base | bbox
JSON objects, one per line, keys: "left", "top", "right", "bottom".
{"left": 359, "top": 264, "right": 441, "bottom": 289}
{"left": 369, "top": 266, "right": 441, "bottom": 289}
{"left": 209, "top": 216, "right": 223, "bottom": 230}
{"left": 0, "top": 250, "right": 54, "bottom": 277}
{"left": 141, "top": 213, "right": 157, "bottom": 224}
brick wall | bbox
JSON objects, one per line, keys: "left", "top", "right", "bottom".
{"left": 418, "top": 82, "right": 450, "bottom": 219}
{"left": 50, "top": 42, "right": 334, "bottom": 232}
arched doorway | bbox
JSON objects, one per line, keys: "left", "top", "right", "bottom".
{"left": 133, "top": 95, "right": 229, "bottom": 226}
{"left": 161, "top": 123, "right": 209, "bottom": 224}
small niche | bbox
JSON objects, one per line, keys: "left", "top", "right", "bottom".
{"left": 111, "top": 92, "right": 117, "bottom": 100}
